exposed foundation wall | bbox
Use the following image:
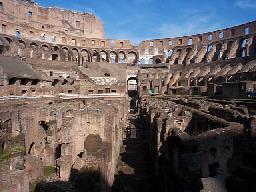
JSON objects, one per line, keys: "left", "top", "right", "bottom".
{"left": 141, "top": 97, "right": 254, "bottom": 192}
{"left": 0, "top": 96, "right": 128, "bottom": 191}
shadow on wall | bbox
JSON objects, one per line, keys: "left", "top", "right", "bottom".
{"left": 33, "top": 167, "right": 110, "bottom": 192}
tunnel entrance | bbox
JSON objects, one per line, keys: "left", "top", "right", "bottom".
{"left": 127, "top": 77, "right": 139, "bottom": 113}
{"left": 209, "top": 162, "right": 220, "bottom": 177}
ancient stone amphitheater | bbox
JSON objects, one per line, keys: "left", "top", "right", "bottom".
{"left": 0, "top": 0, "right": 256, "bottom": 192}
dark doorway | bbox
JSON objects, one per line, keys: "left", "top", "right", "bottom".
{"left": 52, "top": 54, "right": 58, "bottom": 61}
{"left": 55, "top": 144, "right": 62, "bottom": 159}
{"left": 209, "top": 162, "right": 220, "bottom": 177}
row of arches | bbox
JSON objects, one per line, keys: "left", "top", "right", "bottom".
{"left": 139, "top": 35, "right": 256, "bottom": 65}
{"left": 0, "top": 36, "right": 139, "bottom": 65}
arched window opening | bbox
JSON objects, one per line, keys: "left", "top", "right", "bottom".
{"left": 155, "top": 58, "right": 162, "bottom": 64}
{"left": 52, "top": 54, "right": 58, "bottom": 61}
{"left": 38, "top": 121, "right": 49, "bottom": 131}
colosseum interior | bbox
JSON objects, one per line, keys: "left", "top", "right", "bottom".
{"left": 0, "top": 0, "right": 256, "bottom": 192}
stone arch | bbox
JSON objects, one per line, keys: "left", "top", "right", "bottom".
{"left": 30, "top": 42, "right": 38, "bottom": 50}
{"left": 214, "top": 43, "right": 223, "bottom": 60}
{"left": 155, "top": 58, "right": 162, "bottom": 64}
{"left": 81, "top": 49, "right": 90, "bottom": 64}
{"left": 42, "top": 44, "right": 49, "bottom": 51}
{"left": 51, "top": 46, "right": 60, "bottom": 61}
{"left": 52, "top": 45, "right": 59, "bottom": 52}
{"left": 127, "top": 76, "right": 138, "bottom": 97}
{"left": 92, "top": 50, "right": 100, "bottom": 62}
{"left": 239, "top": 38, "right": 249, "bottom": 57}
{"left": 148, "top": 58, "right": 153, "bottom": 64}
{"left": 61, "top": 47, "right": 69, "bottom": 61}
{"left": 127, "top": 51, "right": 137, "bottom": 64}
{"left": 167, "top": 49, "right": 173, "bottom": 57}
{"left": 110, "top": 51, "right": 118, "bottom": 63}
{"left": 41, "top": 44, "right": 49, "bottom": 59}
{"left": 38, "top": 121, "right": 49, "bottom": 131}
{"left": 174, "top": 49, "right": 183, "bottom": 64}
{"left": 18, "top": 40, "right": 26, "bottom": 56}
{"left": 18, "top": 40, "right": 26, "bottom": 48}
{"left": 30, "top": 42, "right": 38, "bottom": 58}
{"left": 100, "top": 50, "right": 108, "bottom": 62}
{"left": 71, "top": 48, "right": 79, "bottom": 63}
{"left": 0, "top": 37, "right": 11, "bottom": 54}
{"left": 4, "top": 37, "right": 12, "bottom": 44}
{"left": 84, "top": 134, "right": 102, "bottom": 155}
{"left": 118, "top": 51, "right": 126, "bottom": 63}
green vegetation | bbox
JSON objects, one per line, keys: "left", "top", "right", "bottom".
{"left": 0, "top": 144, "right": 25, "bottom": 162}
{"left": 29, "top": 166, "right": 57, "bottom": 192}
{"left": 43, "top": 166, "right": 56, "bottom": 177}
{"left": 29, "top": 181, "right": 37, "bottom": 192}
{"left": 0, "top": 153, "right": 11, "bottom": 162}
{"left": 10, "top": 144, "right": 26, "bottom": 154}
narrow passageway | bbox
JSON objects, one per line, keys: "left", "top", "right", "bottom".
{"left": 112, "top": 112, "right": 156, "bottom": 192}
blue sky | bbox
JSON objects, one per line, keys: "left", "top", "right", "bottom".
{"left": 37, "top": 0, "right": 256, "bottom": 44}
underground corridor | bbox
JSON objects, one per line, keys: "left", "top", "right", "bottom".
{"left": 112, "top": 111, "right": 157, "bottom": 192}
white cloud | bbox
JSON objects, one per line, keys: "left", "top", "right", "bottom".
{"left": 235, "top": 0, "right": 256, "bottom": 9}
{"left": 157, "top": 12, "right": 221, "bottom": 38}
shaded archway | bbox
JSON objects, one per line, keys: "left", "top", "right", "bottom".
{"left": 30, "top": 42, "right": 38, "bottom": 58}
{"left": 4, "top": 37, "right": 12, "bottom": 44}
{"left": 62, "top": 47, "right": 69, "bottom": 61}
{"left": 239, "top": 38, "right": 248, "bottom": 58}
{"left": 100, "top": 51, "right": 107, "bottom": 62}
{"left": 155, "top": 58, "right": 162, "bottom": 64}
{"left": 84, "top": 134, "right": 102, "bottom": 156}
{"left": 81, "top": 49, "right": 90, "bottom": 64}
{"left": 41, "top": 44, "right": 49, "bottom": 59}
{"left": 18, "top": 40, "right": 26, "bottom": 56}
{"left": 52, "top": 45, "right": 59, "bottom": 52}
{"left": 110, "top": 51, "right": 118, "bottom": 63}
{"left": 214, "top": 43, "right": 223, "bottom": 61}
{"left": 72, "top": 48, "right": 79, "bottom": 63}
{"left": 118, "top": 51, "right": 126, "bottom": 63}
{"left": 52, "top": 54, "right": 59, "bottom": 61}
{"left": 92, "top": 50, "right": 100, "bottom": 62}
{"left": 128, "top": 52, "right": 137, "bottom": 64}
{"left": 167, "top": 49, "right": 173, "bottom": 57}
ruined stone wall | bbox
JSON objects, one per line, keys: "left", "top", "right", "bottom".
{"left": 139, "top": 21, "right": 256, "bottom": 65}
{"left": 0, "top": 0, "right": 104, "bottom": 41}
{"left": 0, "top": 96, "right": 128, "bottom": 191}
{"left": 0, "top": 34, "right": 138, "bottom": 64}
{"left": 141, "top": 97, "right": 255, "bottom": 192}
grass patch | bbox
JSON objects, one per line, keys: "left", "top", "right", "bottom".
{"left": 43, "top": 166, "right": 56, "bottom": 177}
{"left": 10, "top": 145, "right": 26, "bottom": 154}
{"left": 0, "top": 144, "right": 25, "bottom": 162}
{"left": 0, "top": 153, "right": 11, "bottom": 162}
